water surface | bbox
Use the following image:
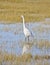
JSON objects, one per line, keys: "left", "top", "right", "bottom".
{"left": 0, "top": 21, "right": 50, "bottom": 56}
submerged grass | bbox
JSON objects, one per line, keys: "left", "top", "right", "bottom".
{"left": 32, "top": 39, "right": 50, "bottom": 49}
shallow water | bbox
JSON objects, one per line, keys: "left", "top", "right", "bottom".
{"left": 0, "top": 21, "right": 50, "bottom": 56}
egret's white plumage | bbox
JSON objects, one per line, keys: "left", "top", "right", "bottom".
{"left": 21, "top": 15, "right": 33, "bottom": 41}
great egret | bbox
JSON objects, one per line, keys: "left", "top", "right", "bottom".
{"left": 21, "top": 15, "right": 33, "bottom": 42}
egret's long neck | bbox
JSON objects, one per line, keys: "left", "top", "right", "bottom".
{"left": 22, "top": 17, "right": 25, "bottom": 28}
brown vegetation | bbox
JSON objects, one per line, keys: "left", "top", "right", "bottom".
{"left": 0, "top": 51, "right": 50, "bottom": 65}
{"left": 0, "top": 0, "right": 50, "bottom": 23}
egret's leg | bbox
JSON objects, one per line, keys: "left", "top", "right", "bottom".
{"left": 25, "top": 37, "right": 26, "bottom": 41}
{"left": 28, "top": 36, "right": 29, "bottom": 42}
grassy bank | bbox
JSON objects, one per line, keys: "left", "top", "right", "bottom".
{"left": 0, "top": 0, "right": 50, "bottom": 23}
{"left": 0, "top": 51, "right": 50, "bottom": 65}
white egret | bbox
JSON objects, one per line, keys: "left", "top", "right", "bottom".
{"left": 21, "top": 15, "right": 33, "bottom": 42}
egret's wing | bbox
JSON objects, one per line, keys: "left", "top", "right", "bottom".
{"left": 24, "top": 28, "right": 31, "bottom": 35}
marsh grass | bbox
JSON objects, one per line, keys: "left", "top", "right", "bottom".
{"left": 34, "top": 55, "right": 50, "bottom": 60}
{"left": 0, "top": 0, "right": 50, "bottom": 23}
{"left": 0, "top": 51, "right": 50, "bottom": 65}
{"left": 31, "top": 39, "right": 50, "bottom": 49}
{"left": 36, "top": 40, "right": 50, "bottom": 49}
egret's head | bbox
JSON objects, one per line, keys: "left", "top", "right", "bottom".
{"left": 21, "top": 15, "right": 24, "bottom": 19}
